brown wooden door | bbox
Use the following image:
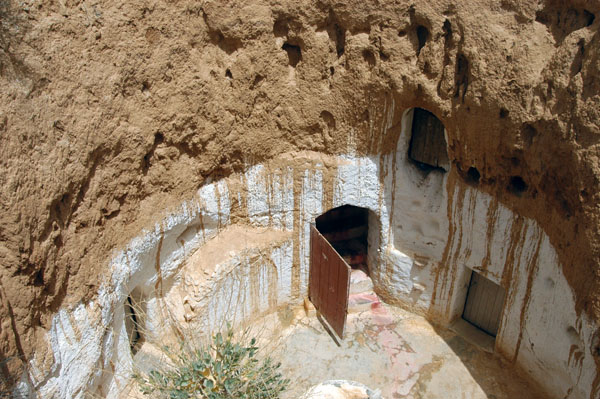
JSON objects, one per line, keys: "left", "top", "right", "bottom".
{"left": 409, "top": 108, "right": 449, "bottom": 171}
{"left": 462, "top": 271, "right": 506, "bottom": 337}
{"left": 309, "top": 224, "right": 351, "bottom": 339}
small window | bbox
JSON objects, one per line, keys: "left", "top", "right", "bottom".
{"left": 408, "top": 108, "right": 449, "bottom": 172}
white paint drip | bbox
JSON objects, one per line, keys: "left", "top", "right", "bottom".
{"left": 299, "top": 168, "right": 323, "bottom": 295}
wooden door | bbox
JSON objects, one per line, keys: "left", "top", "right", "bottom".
{"left": 309, "top": 224, "right": 351, "bottom": 339}
{"left": 409, "top": 108, "right": 449, "bottom": 171}
{"left": 462, "top": 271, "right": 506, "bottom": 337}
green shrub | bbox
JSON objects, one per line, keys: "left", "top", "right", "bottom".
{"left": 133, "top": 327, "right": 289, "bottom": 399}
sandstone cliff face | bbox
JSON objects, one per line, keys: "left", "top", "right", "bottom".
{"left": 0, "top": 0, "right": 599, "bottom": 393}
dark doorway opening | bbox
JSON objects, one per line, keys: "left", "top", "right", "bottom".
{"left": 315, "top": 205, "right": 369, "bottom": 275}
{"left": 125, "top": 295, "right": 141, "bottom": 354}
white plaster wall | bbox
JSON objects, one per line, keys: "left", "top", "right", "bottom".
{"left": 358, "top": 107, "right": 596, "bottom": 398}
{"left": 163, "top": 237, "right": 295, "bottom": 337}
{"left": 246, "top": 165, "right": 295, "bottom": 230}
{"left": 25, "top": 184, "right": 232, "bottom": 397}
{"left": 396, "top": 178, "right": 598, "bottom": 399}
{"left": 515, "top": 239, "right": 598, "bottom": 398}
{"left": 21, "top": 104, "right": 599, "bottom": 399}
{"left": 434, "top": 183, "right": 593, "bottom": 398}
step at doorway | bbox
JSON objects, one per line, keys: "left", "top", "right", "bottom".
{"left": 462, "top": 270, "right": 506, "bottom": 337}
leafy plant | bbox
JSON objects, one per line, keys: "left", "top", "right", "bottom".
{"left": 133, "top": 327, "right": 289, "bottom": 399}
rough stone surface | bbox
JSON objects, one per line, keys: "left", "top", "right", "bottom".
{"left": 1, "top": 0, "right": 600, "bottom": 396}
{"left": 300, "top": 381, "right": 383, "bottom": 399}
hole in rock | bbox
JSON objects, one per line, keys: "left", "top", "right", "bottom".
{"left": 333, "top": 24, "right": 345, "bottom": 57}
{"left": 320, "top": 110, "right": 336, "bottom": 131}
{"left": 208, "top": 30, "right": 242, "bottom": 55}
{"left": 454, "top": 53, "right": 469, "bottom": 101}
{"left": 443, "top": 19, "right": 452, "bottom": 43}
{"left": 467, "top": 167, "right": 481, "bottom": 184}
{"left": 508, "top": 175, "right": 528, "bottom": 196}
{"left": 282, "top": 42, "right": 302, "bottom": 67}
{"left": 142, "top": 153, "right": 151, "bottom": 172}
{"left": 408, "top": 108, "right": 449, "bottom": 172}
{"left": 33, "top": 269, "right": 44, "bottom": 287}
{"left": 585, "top": 10, "right": 595, "bottom": 26}
{"left": 416, "top": 25, "right": 429, "bottom": 54}
{"left": 572, "top": 39, "right": 585, "bottom": 76}
{"left": 593, "top": 329, "right": 600, "bottom": 359}
{"left": 536, "top": 6, "right": 595, "bottom": 43}
{"left": 225, "top": 69, "right": 233, "bottom": 79}
{"left": 251, "top": 74, "right": 264, "bottom": 88}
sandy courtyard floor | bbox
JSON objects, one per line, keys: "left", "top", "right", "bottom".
{"left": 253, "top": 292, "right": 546, "bottom": 399}
{"left": 130, "top": 271, "right": 547, "bottom": 399}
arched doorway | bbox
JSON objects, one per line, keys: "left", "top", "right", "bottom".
{"left": 315, "top": 205, "right": 369, "bottom": 275}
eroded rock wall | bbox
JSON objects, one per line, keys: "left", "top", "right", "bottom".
{"left": 1, "top": 0, "right": 600, "bottom": 397}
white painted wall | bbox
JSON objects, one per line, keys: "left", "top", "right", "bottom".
{"left": 20, "top": 104, "right": 599, "bottom": 399}
{"left": 163, "top": 235, "right": 295, "bottom": 338}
